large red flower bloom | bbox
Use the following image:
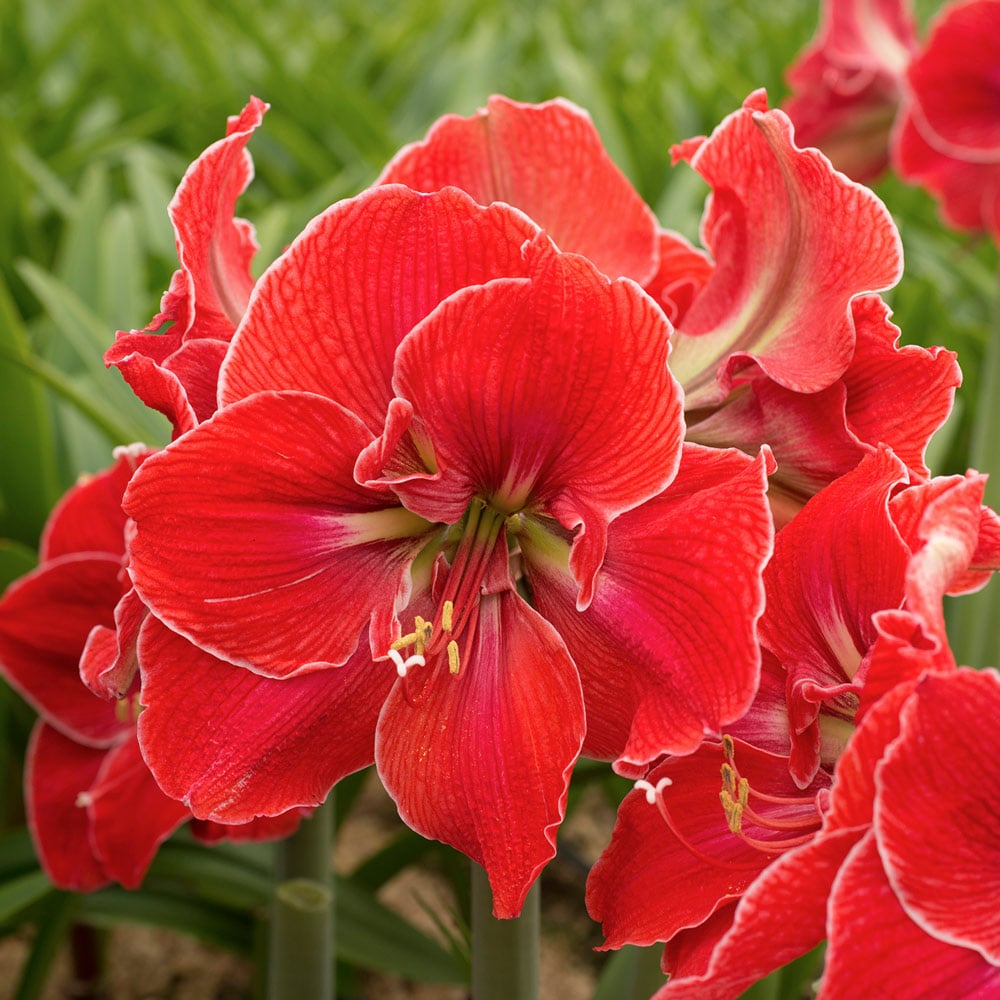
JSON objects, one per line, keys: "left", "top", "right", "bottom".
{"left": 124, "top": 183, "right": 774, "bottom": 917}
{"left": 587, "top": 448, "right": 1000, "bottom": 994}
{"left": 0, "top": 450, "right": 303, "bottom": 891}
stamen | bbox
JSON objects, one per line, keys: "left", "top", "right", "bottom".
{"left": 442, "top": 600, "right": 454, "bottom": 632}
{"left": 387, "top": 647, "right": 426, "bottom": 679}
{"left": 447, "top": 640, "right": 461, "bottom": 675}
{"left": 633, "top": 776, "right": 673, "bottom": 805}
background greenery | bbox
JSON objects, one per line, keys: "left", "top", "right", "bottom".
{"left": 0, "top": 0, "right": 995, "bottom": 996}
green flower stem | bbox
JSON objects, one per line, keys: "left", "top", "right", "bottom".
{"left": 948, "top": 279, "right": 1000, "bottom": 669}
{"left": 470, "top": 863, "right": 540, "bottom": 1000}
{"left": 267, "top": 794, "right": 335, "bottom": 1000}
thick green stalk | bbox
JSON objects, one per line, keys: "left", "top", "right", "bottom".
{"left": 948, "top": 282, "right": 1000, "bottom": 669}
{"left": 267, "top": 794, "right": 335, "bottom": 1000}
{"left": 470, "top": 863, "right": 540, "bottom": 1000}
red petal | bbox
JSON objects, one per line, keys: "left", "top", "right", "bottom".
{"left": 759, "top": 448, "right": 909, "bottom": 785}
{"left": 220, "top": 186, "right": 539, "bottom": 435}
{"left": 166, "top": 96, "right": 265, "bottom": 337}
{"left": 651, "top": 826, "right": 861, "bottom": 1000}
{"left": 893, "top": 109, "right": 1000, "bottom": 239}
{"left": 124, "top": 392, "right": 432, "bottom": 678}
{"left": 25, "top": 722, "right": 108, "bottom": 891}
{"left": 87, "top": 736, "right": 189, "bottom": 888}
{"left": 671, "top": 93, "right": 902, "bottom": 407}
{"left": 377, "top": 95, "right": 659, "bottom": 283}
{"left": 79, "top": 585, "right": 147, "bottom": 700}
{"left": 522, "top": 445, "right": 772, "bottom": 764}
{"left": 40, "top": 448, "right": 146, "bottom": 561}
{"left": 903, "top": 0, "right": 1000, "bottom": 159}
{"left": 137, "top": 617, "right": 389, "bottom": 823}
{"left": 875, "top": 668, "right": 1000, "bottom": 963}
{"left": 782, "top": 0, "right": 917, "bottom": 181}
{"left": 823, "top": 830, "right": 1000, "bottom": 998}
{"left": 375, "top": 586, "right": 584, "bottom": 918}
{"left": 367, "top": 242, "right": 682, "bottom": 610}
{"left": 642, "top": 230, "right": 714, "bottom": 326}
{"left": 0, "top": 556, "right": 131, "bottom": 746}
{"left": 191, "top": 809, "right": 307, "bottom": 844}
{"left": 842, "top": 295, "right": 959, "bottom": 479}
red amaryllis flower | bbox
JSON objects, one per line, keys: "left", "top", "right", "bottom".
{"left": 892, "top": 0, "right": 1000, "bottom": 241}
{"left": 106, "top": 97, "right": 268, "bottom": 437}
{"left": 0, "top": 450, "right": 304, "bottom": 891}
{"left": 124, "top": 183, "right": 774, "bottom": 917}
{"left": 377, "top": 91, "right": 938, "bottom": 506}
{"left": 783, "top": 0, "right": 919, "bottom": 181}
{"left": 587, "top": 447, "right": 1000, "bottom": 995}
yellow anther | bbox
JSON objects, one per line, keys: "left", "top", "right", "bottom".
{"left": 722, "top": 733, "right": 736, "bottom": 760}
{"left": 391, "top": 617, "right": 434, "bottom": 655}
{"left": 115, "top": 698, "right": 131, "bottom": 723}
{"left": 391, "top": 631, "right": 419, "bottom": 652}
{"left": 447, "top": 640, "right": 461, "bottom": 675}
{"left": 442, "top": 600, "right": 454, "bottom": 632}
{"left": 737, "top": 777, "right": 750, "bottom": 810}
{"left": 721, "top": 762, "right": 737, "bottom": 797}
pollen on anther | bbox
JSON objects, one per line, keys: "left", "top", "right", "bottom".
{"left": 447, "top": 639, "right": 460, "bottom": 675}
{"left": 442, "top": 600, "right": 455, "bottom": 632}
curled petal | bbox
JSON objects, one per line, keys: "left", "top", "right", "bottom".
{"left": 377, "top": 95, "right": 660, "bottom": 284}
{"left": 824, "top": 830, "right": 1000, "bottom": 998}
{"left": 376, "top": 585, "right": 584, "bottom": 918}
{"left": 641, "top": 230, "right": 715, "bottom": 326}
{"left": 875, "top": 669, "right": 1000, "bottom": 963}
{"left": 221, "top": 185, "right": 540, "bottom": 435}
{"left": 137, "top": 617, "right": 390, "bottom": 822}
{"left": 671, "top": 91, "right": 902, "bottom": 407}
{"left": 125, "top": 391, "right": 433, "bottom": 678}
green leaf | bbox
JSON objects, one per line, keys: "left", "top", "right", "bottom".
{"left": 594, "top": 944, "right": 666, "bottom": 1000}
{"left": 0, "top": 274, "right": 60, "bottom": 543}
{"left": 0, "top": 870, "right": 52, "bottom": 924}
{"left": 0, "top": 540, "right": 37, "bottom": 589}
{"left": 334, "top": 875, "right": 468, "bottom": 983}
{"left": 12, "top": 891, "right": 79, "bottom": 1000}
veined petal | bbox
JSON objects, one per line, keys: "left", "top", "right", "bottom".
{"left": 375, "top": 586, "right": 584, "bottom": 919}
{"left": 220, "top": 185, "right": 540, "bottom": 435}
{"left": 823, "top": 830, "right": 1000, "bottom": 998}
{"left": 377, "top": 95, "right": 660, "bottom": 284}
{"left": 79, "top": 585, "right": 147, "bottom": 701}
{"left": 652, "top": 826, "right": 861, "bottom": 1000}
{"left": 372, "top": 241, "right": 682, "bottom": 609}
{"left": 40, "top": 447, "right": 144, "bottom": 561}
{"left": 167, "top": 96, "right": 265, "bottom": 337}
{"left": 521, "top": 445, "right": 772, "bottom": 764}
{"left": 642, "top": 230, "right": 714, "bottom": 326}
{"left": 0, "top": 555, "right": 131, "bottom": 746}
{"left": 875, "top": 669, "right": 1000, "bottom": 963}
{"left": 87, "top": 735, "right": 189, "bottom": 888}
{"left": 124, "top": 391, "right": 434, "bottom": 678}
{"left": 671, "top": 91, "right": 902, "bottom": 407}
{"left": 759, "top": 448, "right": 909, "bottom": 785}
{"left": 137, "top": 617, "right": 389, "bottom": 823}
{"left": 902, "top": 0, "right": 1000, "bottom": 160}
{"left": 25, "top": 721, "right": 108, "bottom": 891}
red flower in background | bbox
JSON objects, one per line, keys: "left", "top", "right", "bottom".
{"left": 783, "top": 0, "right": 918, "bottom": 181}
{"left": 785, "top": 0, "right": 1000, "bottom": 243}
{"left": 0, "top": 450, "right": 304, "bottom": 891}
{"left": 123, "top": 182, "right": 775, "bottom": 918}
{"left": 893, "top": 0, "right": 1000, "bottom": 241}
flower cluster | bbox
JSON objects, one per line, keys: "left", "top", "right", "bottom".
{"left": 0, "top": 81, "right": 995, "bottom": 1000}
{"left": 784, "top": 0, "right": 1000, "bottom": 242}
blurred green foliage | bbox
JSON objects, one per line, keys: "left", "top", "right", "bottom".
{"left": 0, "top": 0, "right": 996, "bottom": 995}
